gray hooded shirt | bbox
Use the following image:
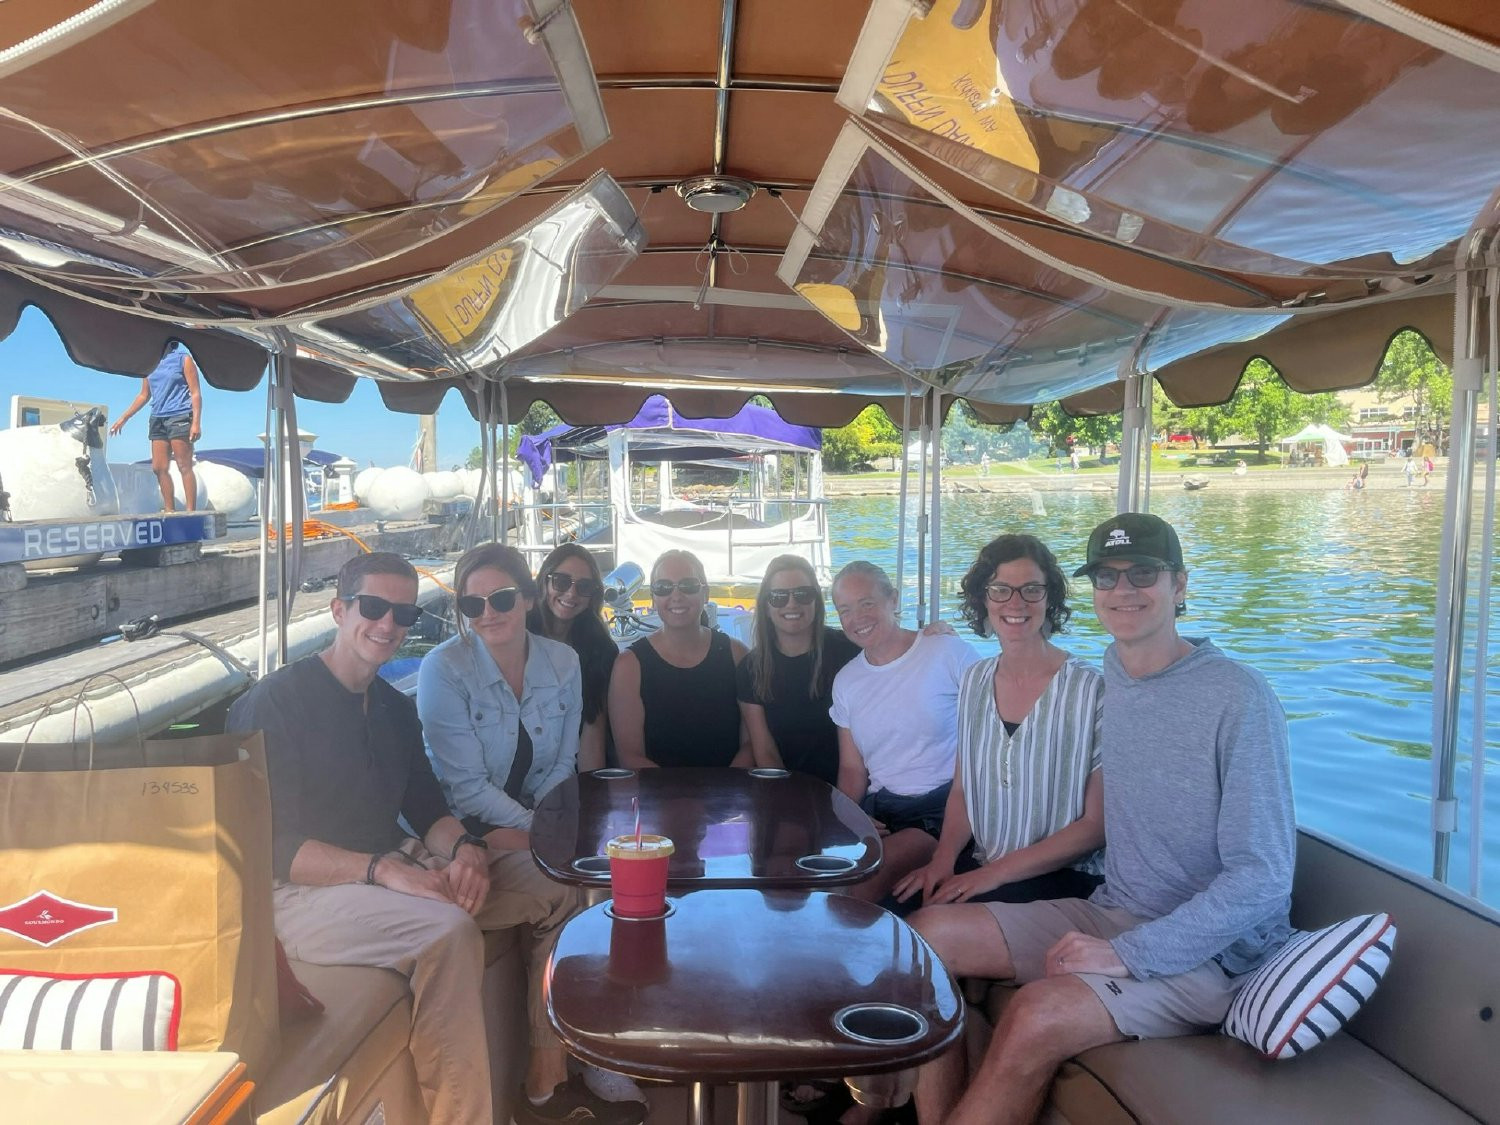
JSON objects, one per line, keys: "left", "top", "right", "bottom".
{"left": 1092, "top": 639, "right": 1295, "bottom": 979}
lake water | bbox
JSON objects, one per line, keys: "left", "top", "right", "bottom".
{"left": 827, "top": 487, "right": 1500, "bottom": 906}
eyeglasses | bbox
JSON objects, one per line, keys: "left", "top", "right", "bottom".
{"left": 456, "top": 587, "right": 521, "bottom": 618}
{"left": 343, "top": 594, "right": 423, "bottom": 628}
{"left": 545, "top": 572, "right": 600, "bottom": 599}
{"left": 1088, "top": 563, "right": 1173, "bottom": 590}
{"left": 766, "top": 585, "right": 819, "bottom": 608}
{"left": 984, "top": 582, "right": 1048, "bottom": 604}
{"left": 650, "top": 578, "right": 703, "bottom": 598}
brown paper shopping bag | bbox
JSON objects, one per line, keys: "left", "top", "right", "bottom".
{"left": 0, "top": 731, "right": 279, "bottom": 1074}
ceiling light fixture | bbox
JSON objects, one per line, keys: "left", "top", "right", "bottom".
{"left": 675, "top": 175, "right": 757, "bottom": 214}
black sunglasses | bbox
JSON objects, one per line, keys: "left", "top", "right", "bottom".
{"left": 343, "top": 594, "right": 423, "bottom": 628}
{"left": 546, "top": 572, "right": 601, "bottom": 599}
{"left": 456, "top": 587, "right": 521, "bottom": 618}
{"left": 1088, "top": 563, "right": 1173, "bottom": 591}
{"left": 651, "top": 577, "right": 703, "bottom": 598}
{"left": 766, "top": 586, "right": 819, "bottom": 608}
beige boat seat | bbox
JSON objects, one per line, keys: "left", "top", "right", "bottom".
{"left": 971, "top": 829, "right": 1497, "bottom": 1124}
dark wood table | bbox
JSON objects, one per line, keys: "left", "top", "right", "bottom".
{"left": 546, "top": 889, "right": 963, "bottom": 1125}
{"left": 530, "top": 767, "right": 881, "bottom": 889}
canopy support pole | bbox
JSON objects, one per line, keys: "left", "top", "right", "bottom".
{"left": 895, "top": 388, "right": 912, "bottom": 605}
{"left": 1432, "top": 261, "right": 1486, "bottom": 883}
{"left": 928, "top": 389, "right": 944, "bottom": 621}
{"left": 499, "top": 381, "right": 511, "bottom": 543}
{"left": 1470, "top": 261, "right": 1499, "bottom": 898}
{"left": 914, "top": 396, "right": 929, "bottom": 627}
{"left": 1117, "top": 367, "right": 1151, "bottom": 513}
{"left": 265, "top": 332, "right": 301, "bottom": 670}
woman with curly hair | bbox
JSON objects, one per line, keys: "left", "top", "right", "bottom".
{"left": 527, "top": 543, "right": 617, "bottom": 771}
{"left": 894, "top": 533, "right": 1103, "bottom": 911}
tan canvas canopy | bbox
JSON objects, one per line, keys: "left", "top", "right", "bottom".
{"left": 1, "top": 0, "right": 1498, "bottom": 423}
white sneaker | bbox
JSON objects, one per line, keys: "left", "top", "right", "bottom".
{"left": 578, "top": 1063, "right": 647, "bottom": 1104}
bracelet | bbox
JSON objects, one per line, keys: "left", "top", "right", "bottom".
{"left": 365, "top": 851, "right": 385, "bottom": 885}
{"left": 450, "top": 832, "right": 488, "bottom": 860}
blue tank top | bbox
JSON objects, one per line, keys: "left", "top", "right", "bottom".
{"left": 147, "top": 349, "right": 192, "bottom": 418}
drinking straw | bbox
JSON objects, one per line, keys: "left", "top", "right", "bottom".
{"left": 633, "top": 796, "right": 642, "bottom": 849}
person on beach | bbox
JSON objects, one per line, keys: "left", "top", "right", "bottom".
{"left": 418, "top": 543, "right": 647, "bottom": 1122}
{"left": 1423, "top": 454, "right": 1434, "bottom": 485}
{"left": 737, "top": 554, "right": 860, "bottom": 786}
{"left": 910, "top": 514, "right": 1295, "bottom": 1125}
{"left": 609, "top": 549, "right": 751, "bottom": 769}
{"left": 1405, "top": 455, "right": 1418, "bottom": 486}
{"left": 109, "top": 340, "right": 203, "bottom": 511}
{"left": 226, "top": 553, "right": 630, "bottom": 1125}
{"left": 894, "top": 533, "right": 1104, "bottom": 913}
{"left": 526, "top": 543, "right": 617, "bottom": 772}
{"left": 829, "top": 560, "right": 981, "bottom": 908}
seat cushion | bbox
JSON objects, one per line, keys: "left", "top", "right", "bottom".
{"left": 253, "top": 961, "right": 412, "bottom": 1124}
{"left": 1051, "top": 1033, "right": 1479, "bottom": 1125}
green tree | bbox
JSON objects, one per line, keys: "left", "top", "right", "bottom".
{"left": 1028, "top": 402, "right": 1122, "bottom": 460}
{"left": 1223, "top": 360, "right": 1304, "bottom": 458}
{"left": 822, "top": 404, "right": 902, "bottom": 471}
{"left": 1374, "top": 330, "right": 1452, "bottom": 452}
{"left": 940, "top": 400, "right": 1032, "bottom": 462}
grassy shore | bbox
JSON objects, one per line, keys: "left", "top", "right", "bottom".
{"left": 824, "top": 456, "right": 1445, "bottom": 496}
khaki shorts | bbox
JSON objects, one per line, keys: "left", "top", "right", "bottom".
{"left": 983, "top": 897, "right": 1243, "bottom": 1040}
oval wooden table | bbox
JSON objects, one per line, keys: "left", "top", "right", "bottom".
{"left": 530, "top": 767, "right": 881, "bottom": 889}
{"left": 546, "top": 889, "right": 963, "bottom": 1125}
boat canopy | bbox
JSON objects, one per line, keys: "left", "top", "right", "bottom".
{"left": 1, "top": 1, "right": 1497, "bottom": 425}
{"left": 191, "top": 448, "right": 345, "bottom": 479}
{"left": 516, "top": 394, "right": 819, "bottom": 485}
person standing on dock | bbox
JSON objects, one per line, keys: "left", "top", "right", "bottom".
{"left": 109, "top": 340, "right": 203, "bottom": 511}
{"left": 912, "top": 513, "right": 1295, "bottom": 1125}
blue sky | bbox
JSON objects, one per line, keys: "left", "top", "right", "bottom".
{"left": 1, "top": 306, "right": 484, "bottom": 468}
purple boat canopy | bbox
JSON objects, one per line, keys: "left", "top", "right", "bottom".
{"left": 516, "top": 395, "right": 821, "bottom": 486}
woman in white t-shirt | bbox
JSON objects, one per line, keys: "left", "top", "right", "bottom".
{"left": 829, "top": 561, "right": 980, "bottom": 907}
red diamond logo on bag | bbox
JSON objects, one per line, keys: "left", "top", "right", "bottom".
{"left": 0, "top": 892, "right": 118, "bottom": 947}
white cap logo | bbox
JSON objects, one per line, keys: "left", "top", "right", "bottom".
{"left": 1104, "top": 528, "right": 1131, "bottom": 549}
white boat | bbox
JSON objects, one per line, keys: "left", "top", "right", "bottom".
{"left": 514, "top": 394, "right": 831, "bottom": 592}
{"left": 0, "top": 2, "right": 1497, "bottom": 1122}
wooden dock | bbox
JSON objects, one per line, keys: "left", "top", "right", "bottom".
{"left": 0, "top": 518, "right": 461, "bottom": 740}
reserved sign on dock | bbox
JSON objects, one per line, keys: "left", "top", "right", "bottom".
{"left": 0, "top": 513, "right": 222, "bottom": 563}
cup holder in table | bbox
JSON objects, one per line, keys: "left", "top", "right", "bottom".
{"left": 832, "top": 1004, "right": 927, "bottom": 1045}
{"left": 570, "top": 855, "right": 612, "bottom": 877}
{"left": 591, "top": 768, "right": 635, "bottom": 779}
{"left": 794, "top": 854, "right": 857, "bottom": 875}
{"left": 748, "top": 767, "right": 790, "bottom": 779}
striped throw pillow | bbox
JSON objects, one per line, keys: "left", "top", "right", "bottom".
{"left": 1222, "top": 913, "right": 1396, "bottom": 1059}
{"left": 0, "top": 970, "right": 181, "bottom": 1051}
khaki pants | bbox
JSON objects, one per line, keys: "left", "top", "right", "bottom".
{"left": 273, "top": 843, "right": 580, "bottom": 1125}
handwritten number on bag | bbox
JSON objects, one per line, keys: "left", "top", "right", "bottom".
{"left": 140, "top": 780, "right": 201, "bottom": 796}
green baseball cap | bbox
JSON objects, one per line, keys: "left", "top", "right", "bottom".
{"left": 1074, "top": 512, "right": 1184, "bottom": 577}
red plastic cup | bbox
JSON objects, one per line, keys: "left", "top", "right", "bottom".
{"left": 606, "top": 834, "right": 675, "bottom": 918}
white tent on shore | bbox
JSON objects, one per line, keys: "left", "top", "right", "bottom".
{"left": 1280, "top": 423, "right": 1353, "bottom": 467}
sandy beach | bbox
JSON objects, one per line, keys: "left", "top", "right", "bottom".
{"left": 823, "top": 459, "right": 1447, "bottom": 497}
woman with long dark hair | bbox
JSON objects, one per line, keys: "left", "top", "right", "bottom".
{"left": 737, "top": 554, "right": 858, "bottom": 785}
{"left": 527, "top": 543, "right": 617, "bottom": 771}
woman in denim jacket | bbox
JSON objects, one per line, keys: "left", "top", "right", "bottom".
{"left": 417, "top": 543, "right": 647, "bottom": 1119}
{"left": 419, "top": 542, "right": 582, "bottom": 837}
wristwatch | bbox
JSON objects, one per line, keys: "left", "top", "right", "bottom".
{"left": 451, "top": 832, "right": 488, "bottom": 859}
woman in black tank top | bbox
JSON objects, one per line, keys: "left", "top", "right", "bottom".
{"left": 608, "top": 550, "right": 750, "bottom": 769}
